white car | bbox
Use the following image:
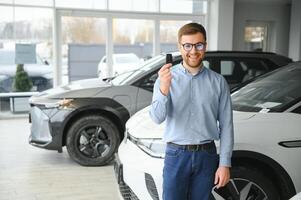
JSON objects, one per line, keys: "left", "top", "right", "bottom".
{"left": 98, "top": 53, "right": 142, "bottom": 78}
{"left": 115, "top": 62, "right": 301, "bottom": 200}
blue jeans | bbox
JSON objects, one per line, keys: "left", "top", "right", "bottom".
{"left": 163, "top": 143, "right": 219, "bottom": 200}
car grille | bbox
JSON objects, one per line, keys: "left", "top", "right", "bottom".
{"left": 145, "top": 173, "right": 159, "bottom": 200}
{"left": 119, "top": 181, "right": 140, "bottom": 200}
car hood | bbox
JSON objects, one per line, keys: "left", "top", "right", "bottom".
{"left": 30, "top": 78, "right": 112, "bottom": 103}
{"left": 0, "top": 64, "right": 52, "bottom": 77}
{"left": 126, "top": 107, "right": 257, "bottom": 139}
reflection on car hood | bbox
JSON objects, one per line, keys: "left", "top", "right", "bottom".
{"left": 126, "top": 107, "right": 257, "bottom": 139}
{"left": 126, "top": 106, "right": 165, "bottom": 139}
{"left": 0, "top": 64, "right": 52, "bottom": 77}
{"left": 30, "top": 78, "right": 112, "bottom": 101}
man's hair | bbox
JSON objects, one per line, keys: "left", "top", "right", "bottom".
{"left": 178, "top": 23, "right": 207, "bottom": 42}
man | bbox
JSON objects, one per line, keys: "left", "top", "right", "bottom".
{"left": 149, "top": 23, "right": 234, "bottom": 200}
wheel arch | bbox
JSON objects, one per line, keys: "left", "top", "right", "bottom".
{"left": 61, "top": 106, "right": 129, "bottom": 147}
{"left": 232, "top": 150, "right": 296, "bottom": 199}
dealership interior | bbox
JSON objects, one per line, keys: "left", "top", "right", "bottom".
{"left": 0, "top": 0, "right": 301, "bottom": 199}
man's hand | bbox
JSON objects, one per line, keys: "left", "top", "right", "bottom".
{"left": 158, "top": 63, "right": 172, "bottom": 96}
{"left": 214, "top": 166, "right": 230, "bottom": 189}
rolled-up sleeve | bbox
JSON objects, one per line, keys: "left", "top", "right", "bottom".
{"left": 218, "top": 78, "right": 234, "bottom": 167}
{"left": 149, "top": 78, "right": 169, "bottom": 124}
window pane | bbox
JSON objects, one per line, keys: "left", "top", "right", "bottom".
{"left": 109, "top": 0, "right": 158, "bottom": 12}
{"left": 14, "top": 0, "right": 53, "bottom": 6}
{"left": 0, "top": 6, "right": 53, "bottom": 98}
{"left": 62, "top": 16, "right": 106, "bottom": 83}
{"left": 0, "top": 0, "right": 12, "bottom": 4}
{"left": 112, "top": 19, "right": 154, "bottom": 76}
{"left": 244, "top": 24, "right": 268, "bottom": 52}
{"left": 160, "top": 0, "right": 206, "bottom": 14}
{"left": 160, "top": 20, "right": 191, "bottom": 52}
{"left": 0, "top": 6, "right": 14, "bottom": 41}
{"left": 56, "top": 0, "right": 106, "bottom": 9}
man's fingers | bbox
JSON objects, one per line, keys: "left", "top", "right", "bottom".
{"left": 159, "top": 64, "right": 172, "bottom": 73}
{"left": 214, "top": 173, "right": 219, "bottom": 185}
{"left": 216, "top": 177, "right": 229, "bottom": 189}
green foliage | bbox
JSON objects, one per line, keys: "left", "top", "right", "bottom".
{"left": 13, "top": 64, "right": 33, "bottom": 92}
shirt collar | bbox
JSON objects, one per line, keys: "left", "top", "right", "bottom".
{"left": 179, "top": 62, "right": 206, "bottom": 76}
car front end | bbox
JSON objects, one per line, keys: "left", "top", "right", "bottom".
{"left": 115, "top": 107, "right": 164, "bottom": 200}
{"left": 29, "top": 78, "right": 112, "bottom": 152}
{"left": 29, "top": 97, "right": 76, "bottom": 151}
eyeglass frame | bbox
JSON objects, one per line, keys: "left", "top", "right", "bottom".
{"left": 181, "top": 42, "right": 206, "bottom": 52}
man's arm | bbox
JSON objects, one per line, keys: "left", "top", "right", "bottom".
{"left": 218, "top": 77, "right": 234, "bottom": 167}
{"left": 149, "top": 64, "right": 172, "bottom": 124}
{"left": 215, "top": 77, "right": 234, "bottom": 188}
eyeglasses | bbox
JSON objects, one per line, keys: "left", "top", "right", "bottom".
{"left": 181, "top": 42, "right": 206, "bottom": 51}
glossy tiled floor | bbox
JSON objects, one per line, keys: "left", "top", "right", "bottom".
{"left": 0, "top": 117, "right": 120, "bottom": 200}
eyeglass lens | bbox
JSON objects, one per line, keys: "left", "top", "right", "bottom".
{"left": 183, "top": 43, "right": 204, "bottom": 51}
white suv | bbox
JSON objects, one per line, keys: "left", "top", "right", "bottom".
{"left": 115, "top": 62, "right": 301, "bottom": 200}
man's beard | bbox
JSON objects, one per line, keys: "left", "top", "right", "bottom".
{"left": 183, "top": 54, "right": 203, "bottom": 68}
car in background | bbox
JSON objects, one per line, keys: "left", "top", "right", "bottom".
{"left": 29, "top": 51, "right": 292, "bottom": 166}
{"left": 98, "top": 53, "right": 143, "bottom": 78}
{"left": 115, "top": 61, "right": 301, "bottom": 200}
{"left": 0, "top": 49, "right": 53, "bottom": 92}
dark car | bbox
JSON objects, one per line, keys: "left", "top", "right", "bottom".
{"left": 29, "top": 51, "right": 292, "bottom": 166}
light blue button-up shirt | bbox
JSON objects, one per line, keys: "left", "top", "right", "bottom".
{"left": 149, "top": 63, "right": 234, "bottom": 167}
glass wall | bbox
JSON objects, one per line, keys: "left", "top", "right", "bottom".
{"left": 0, "top": 5, "right": 53, "bottom": 112}
{"left": 61, "top": 16, "right": 106, "bottom": 83}
{"left": 160, "top": 20, "right": 192, "bottom": 52}
{"left": 0, "top": 0, "right": 207, "bottom": 114}
{"left": 0, "top": 6, "right": 53, "bottom": 92}
{"left": 111, "top": 19, "right": 153, "bottom": 76}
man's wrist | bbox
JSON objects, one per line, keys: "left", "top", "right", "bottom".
{"left": 160, "top": 86, "right": 169, "bottom": 96}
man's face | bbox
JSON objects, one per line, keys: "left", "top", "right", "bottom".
{"left": 178, "top": 32, "right": 206, "bottom": 68}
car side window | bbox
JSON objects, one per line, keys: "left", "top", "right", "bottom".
{"left": 292, "top": 105, "right": 301, "bottom": 114}
{"left": 240, "top": 59, "right": 269, "bottom": 82}
{"left": 137, "top": 72, "right": 159, "bottom": 92}
{"left": 203, "top": 60, "right": 210, "bottom": 68}
{"left": 220, "top": 60, "right": 245, "bottom": 88}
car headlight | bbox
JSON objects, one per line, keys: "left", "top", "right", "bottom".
{"left": 127, "top": 133, "right": 165, "bottom": 159}
{"left": 43, "top": 98, "right": 74, "bottom": 109}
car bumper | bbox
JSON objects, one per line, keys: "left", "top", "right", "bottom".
{"left": 28, "top": 105, "right": 74, "bottom": 151}
{"left": 116, "top": 139, "right": 164, "bottom": 200}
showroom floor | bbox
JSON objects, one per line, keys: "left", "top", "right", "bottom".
{"left": 0, "top": 117, "right": 120, "bottom": 200}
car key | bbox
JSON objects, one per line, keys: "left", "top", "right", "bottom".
{"left": 166, "top": 54, "right": 173, "bottom": 64}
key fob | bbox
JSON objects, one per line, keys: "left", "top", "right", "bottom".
{"left": 166, "top": 54, "right": 173, "bottom": 64}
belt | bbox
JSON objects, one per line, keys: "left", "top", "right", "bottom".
{"left": 167, "top": 141, "right": 214, "bottom": 151}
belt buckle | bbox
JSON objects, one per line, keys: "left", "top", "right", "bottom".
{"left": 187, "top": 145, "right": 199, "bottom": 151}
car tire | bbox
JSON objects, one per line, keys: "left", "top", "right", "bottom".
{"left": 66, "top": 115, "right": 120, "bottom": 166}
{"left": 211, "top": 166, "right": 280, "bottom": 200}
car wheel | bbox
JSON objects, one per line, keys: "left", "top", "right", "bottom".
{"left": 211, "top": 166, "right": 280, "bottom": 200}
{"left": 66, "top": 115, "right": 120, "bottom": 166}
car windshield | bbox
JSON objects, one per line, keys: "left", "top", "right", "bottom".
{"left": 111, "top": 55, "right": 165, "bottom": 85}
{"left": 0, "top": 51, "right": 44, "bottom": 65}
{"left": 232, "top": 63, "right": 301, "bottom": 112}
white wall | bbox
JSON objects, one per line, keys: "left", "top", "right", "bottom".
{"left": 288, "top": 0, "right": 301, "bottom": 61}
{"left": 208, "top": 0, "right": 234, "bottom": 50}
{"left": 233, "top": 1, "right": 291, "bottom": 56}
